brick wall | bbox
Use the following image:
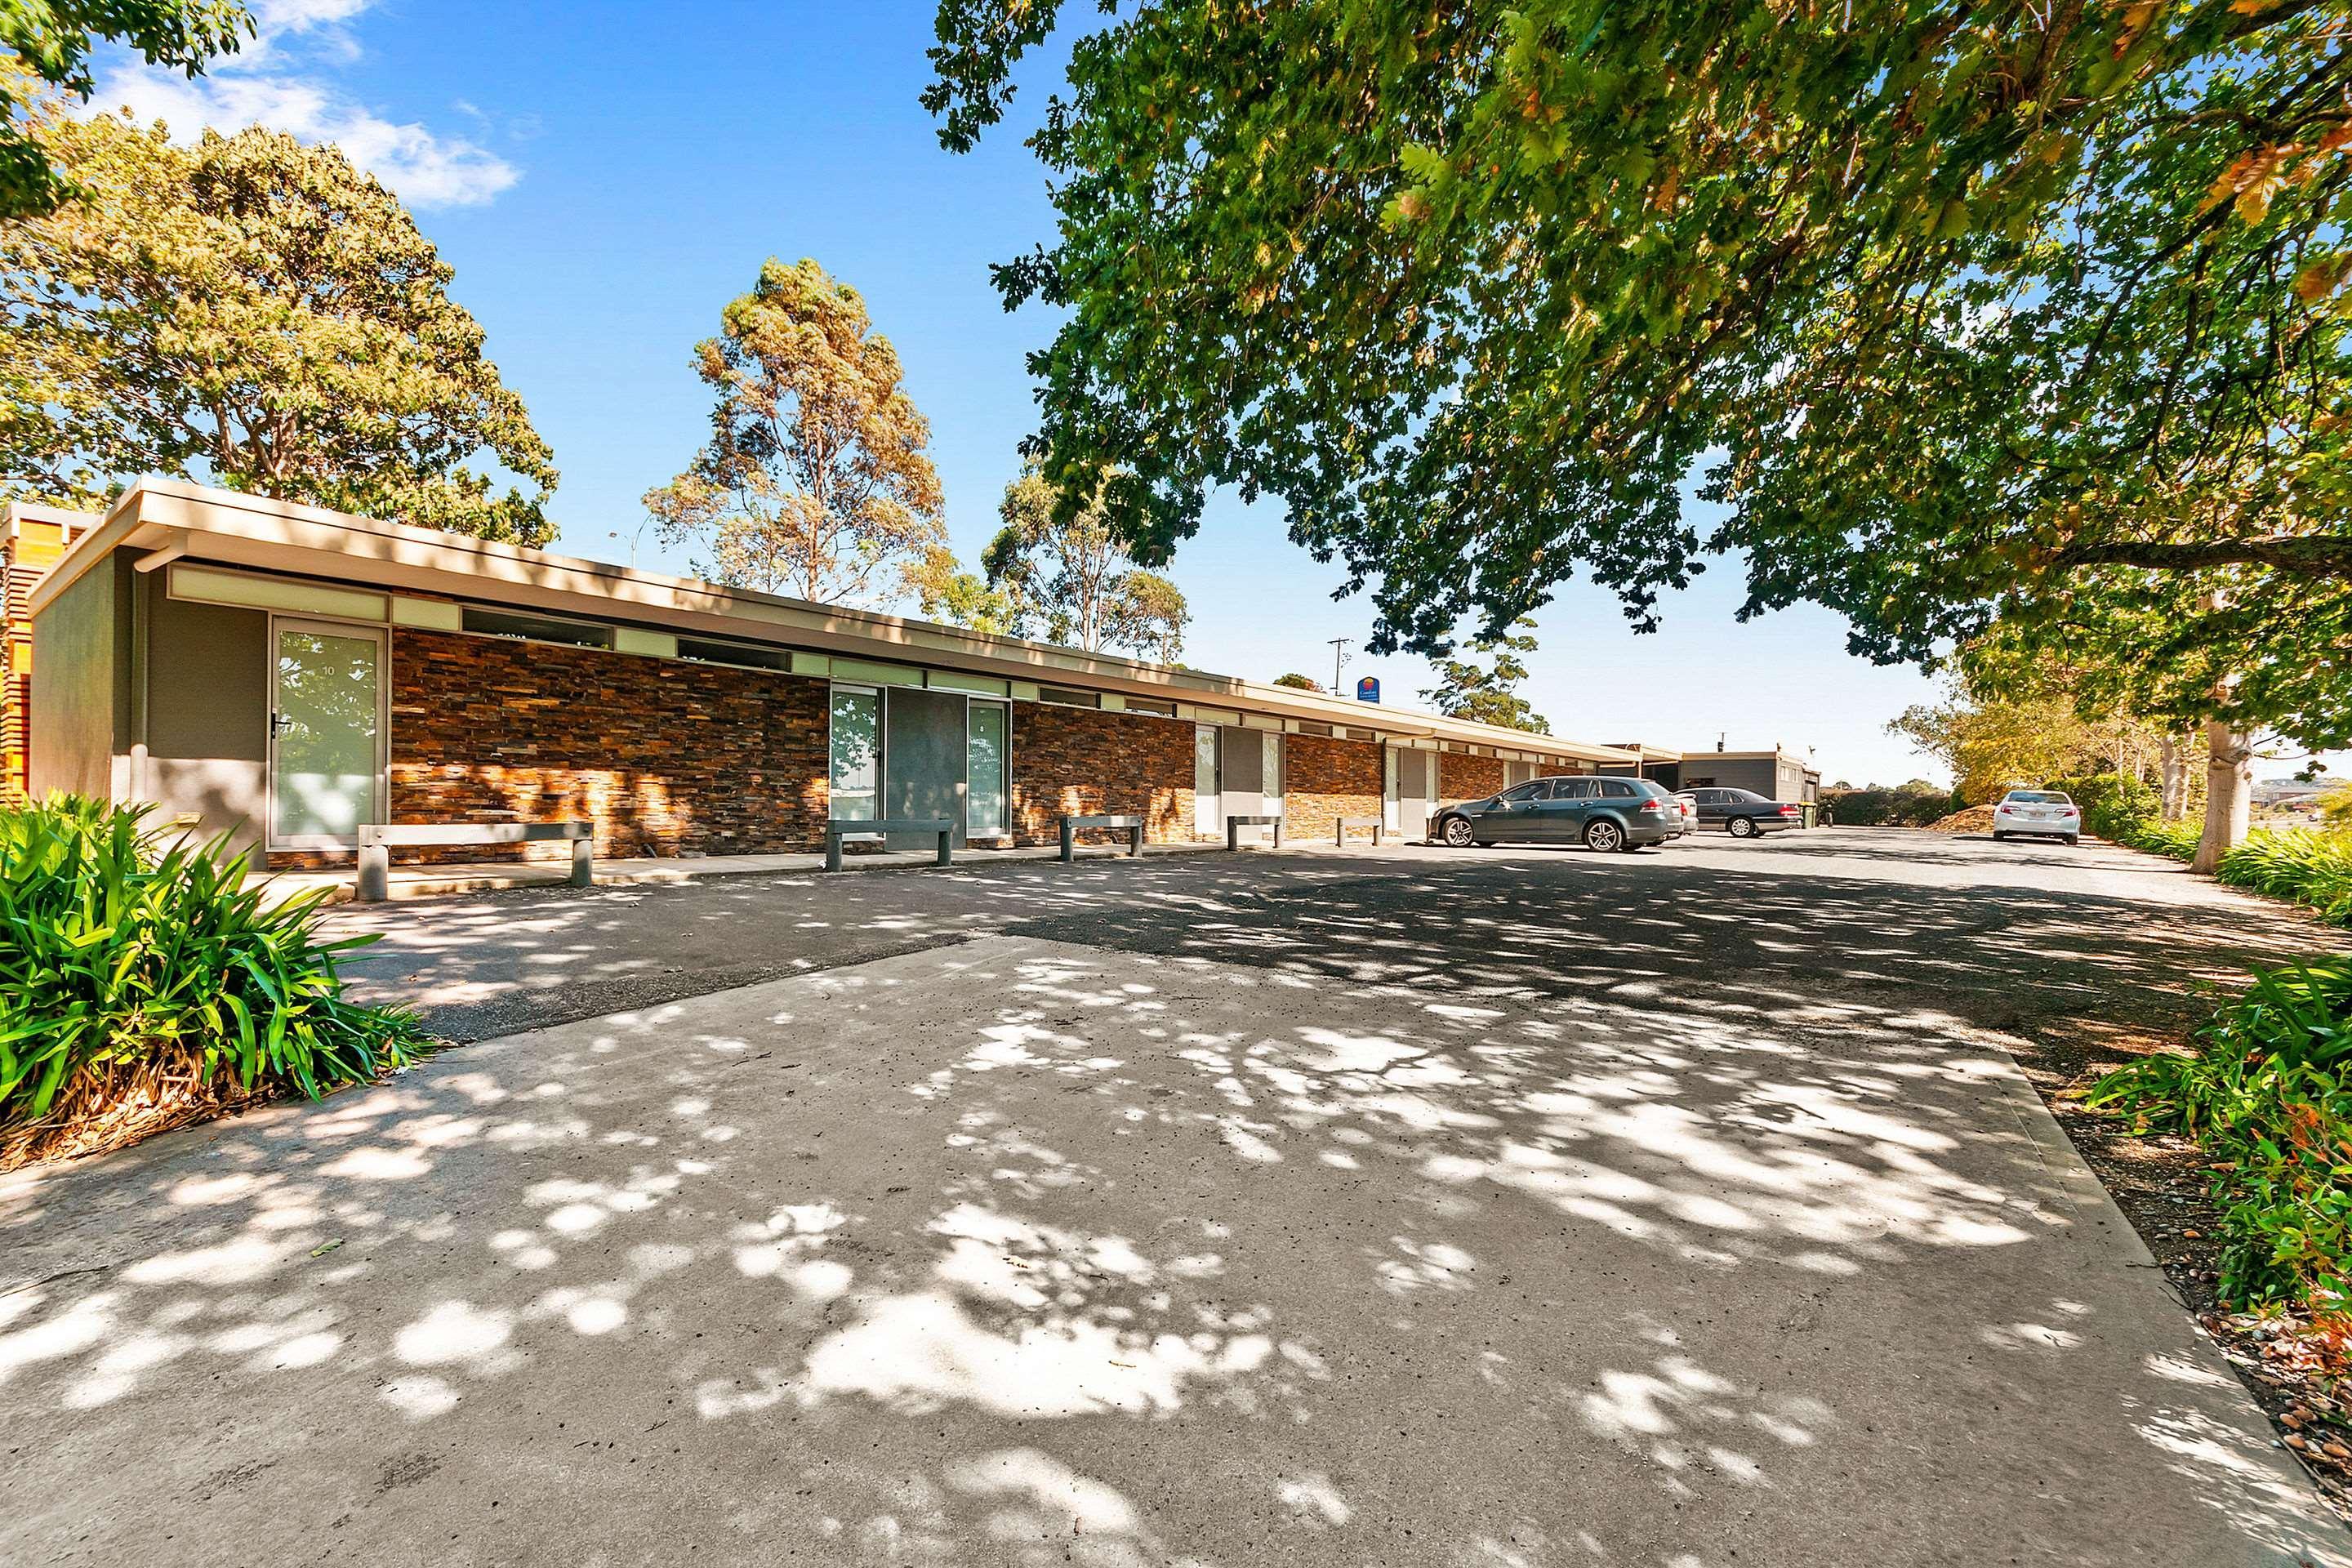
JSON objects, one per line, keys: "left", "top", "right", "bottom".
{"left": 1440, "top": 750, "right": 1505, "bottom": 803}
{"left": 376, "top": 629, "right": 830, "bottom": 865}
{"left": 1011, "top": 703, "right": 1196, "bottom": 845}
{"left": 1281, "top": 733, "right": 1382, "bottom": 841}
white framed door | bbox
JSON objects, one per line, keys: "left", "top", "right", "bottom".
{"left": 1193, "top": 724, "right": 1219, "bottom": 837}
{"left": 267, "top": 617, "right": 389, "bottom": 852}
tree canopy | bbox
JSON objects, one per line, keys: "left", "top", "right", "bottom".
{"left": 1419, "top": 619, "right": 1549, "bottom": 733}
{"left": 0, "top": 4, "right": 247, "bottom": 217}
{"left": 928, "top": 1, "right": 2351, "bottom": 751}
{"left": 648, "top": 257, "right": 946, "bottom": 604}
{"left": 0, "top": 105, "right": 558, "bottom": 542}
{"left": 1272, "top": 672, "right": 1321, "bottom": 692}
{"left": 984, "top": 463, "right": 1190, "bottom": 659}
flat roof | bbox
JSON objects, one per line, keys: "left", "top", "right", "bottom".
{"left": 31, "top": 479, "right": 1639, "bottom": 766}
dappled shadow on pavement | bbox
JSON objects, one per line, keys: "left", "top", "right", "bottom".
{"left": 1002, "top": 853, "right": 2330, "bottom": 1052}
{"left": 2, "top": 911, "right": 2341, "bottom": 1564}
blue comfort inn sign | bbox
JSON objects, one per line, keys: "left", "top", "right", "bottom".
{"left": 1356, "top": 675, "right": 1379, "bottom": 703}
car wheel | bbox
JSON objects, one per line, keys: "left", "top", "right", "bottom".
{"left": 1726, "top": 817, "right": 1757, "bottom": 839}
{"left": 1584, "top": 818, "right": 1624, "bottom": 853}
{"left": 1441, "top": 815, "right": 1476, "bottom": 849}
{"left": 2065, "top": 835, "right": 2079, "bottom": 846}
{"left": 1993, "top": 831, "right": 2008, "bottom": 842}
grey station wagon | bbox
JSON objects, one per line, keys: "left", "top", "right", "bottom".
{"left": 1434, "top": 776, "right": 1681, "bottom": 853}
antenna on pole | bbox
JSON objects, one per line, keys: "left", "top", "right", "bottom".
{"left": 1329, "top": 637, "right": 1352, "bottom": 696}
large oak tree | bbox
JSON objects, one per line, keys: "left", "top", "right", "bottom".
{"left": 929, "top": 0, "right": 2351, "bottom": 861}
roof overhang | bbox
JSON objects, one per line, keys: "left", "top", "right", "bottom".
{"left": 32, "top": 479, "right": 1640, "bottom": 766}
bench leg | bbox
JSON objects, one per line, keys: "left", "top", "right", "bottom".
{"left": 937, "top": 830, "right": 953, "bottom": 867}
{"left": 1227, "top": 819, "right": 1240, "bottom": 853}
{"left": 1272, "top": 820, "right": 1282, "bottom": 849}
{"left": 1060, "top": 819, "right": 1076, "bottom": 862}
{"left": 356, "top": 844, "right": 389, "bottom": 903}
{"left": 825, "top": 833, "right": 843, "bottom": 873}
{"left": 1129, "top": 826, "right": 1143, "bottom": 858}
{"left": 569, "top": 835, "right": 594, "bottom": 889}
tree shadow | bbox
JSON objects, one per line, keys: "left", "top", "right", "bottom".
{"left": 2, "top": 884, "right": 2343, "bottom": 1563}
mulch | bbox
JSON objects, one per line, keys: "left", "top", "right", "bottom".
{"left": 2006, "top": 1012, "right": 2352, "bottom": 1522}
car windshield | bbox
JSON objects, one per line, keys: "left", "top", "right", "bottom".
{"left": 2006, "top": 791, "right": 2073, "bottom": 805}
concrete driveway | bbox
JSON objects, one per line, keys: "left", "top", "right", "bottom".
{"left": 2, "top": 830, "right": 2345, "bottom": 1566}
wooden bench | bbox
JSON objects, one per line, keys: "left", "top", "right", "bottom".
{"left": 1334, "top": 816, "right": 1384, "bottom": 846}
{"left": 825, "top": 817, "right": 954, "bottom": 872}
{"left": 356, "top": 821, "right": 592, "bottom": 902}
{"left": 1059, "top": 814, "right": 1145, "bottom": 862}
{"left": 1225, "top": 813, "right": 1285, "bottom": 851}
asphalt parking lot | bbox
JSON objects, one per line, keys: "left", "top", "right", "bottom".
{"left": 2, "top": 829, "right": 2345, "bottom": 1566}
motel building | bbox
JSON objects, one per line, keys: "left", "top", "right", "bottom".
{"left": 7, "top": 481, "right": 1670, "bottom": 874}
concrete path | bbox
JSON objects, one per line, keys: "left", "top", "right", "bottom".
{"left": 2, "top": 831, "right": 2346, "bottom": 1566}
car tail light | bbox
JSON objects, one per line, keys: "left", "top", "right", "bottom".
{"left": 1640, "top": 798, "right": 1667, "bottom": 812}
{"left": 1778, "top": 804, "right": 1798, "bottom": 815}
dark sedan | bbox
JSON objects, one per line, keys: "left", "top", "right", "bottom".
{"left": 1679, "top": 786, "right": 1805, "bottom": 838}
{"left": 1434, "top": 776, "right": 1682, "bottom": 853}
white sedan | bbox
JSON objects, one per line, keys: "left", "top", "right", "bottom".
{"left": 1992, "top": 789, "right": 2082, "bottom": 845}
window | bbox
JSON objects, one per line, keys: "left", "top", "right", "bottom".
{"left": 1296, "top": 721, "right": 1333, "bottom": 737}
{"left": 678, "top": 635, "right": 790, "bottom": 672}
{"left": 1499, "top": 782, "right": 1545, "bottom": 803}
{"left": 461, "top": 606, "right": 614, "bottom": 648}
{"left": 2005, "top": 790, "right": 2073, "bottom": 805}
{"left": 1599, "top": 779, "right": 1639, "bottom": 798}
{"left": 1552, "top": 778, "right": 1598, "bottom": 800}
{"left": 1123, "top": 696, "right": 1177, "bottom": 717}
{"left": 1039, "top": 686, "right": 1098, "bottom": 709}
{"left": 967, "top": 702, "right": 1009, "bottom": 837}
{"left": 830, "top": 688, "right": 880, "bottom": 822}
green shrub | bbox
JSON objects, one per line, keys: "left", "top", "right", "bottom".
{"left": 1821, "top": 785, "right": 1958, "bottom": 826}
{"left": 2091, "top": 957, "right": 2352, "bottom": 1312}
{"left": 0, "top": 795, "right": 421, "bottom": 1149}
{"left": 2216, "top": 829, "right": 2352, "bottom": 927}
{"left": 2045, "top": 773, "right": 2158, "bottom": 842}
{"left": 2120, "top": 818, "right": 2203, "bottom": 859}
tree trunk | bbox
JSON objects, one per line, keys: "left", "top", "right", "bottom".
{"left": 2189, "top": 719, "right": 2252, "bottom": 875}
{"left": 2158, "top": 736, "right": 2185, "bottom": 822}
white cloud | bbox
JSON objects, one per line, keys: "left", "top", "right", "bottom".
{"left": 87, "top": 0, "right": 519, "bottom": 208}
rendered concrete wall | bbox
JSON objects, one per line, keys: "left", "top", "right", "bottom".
{"left": 28, "top": 552, "right": 130, "bottom": 801}
{"left": 143, "top": 582, "right": 268, "bottom": 855}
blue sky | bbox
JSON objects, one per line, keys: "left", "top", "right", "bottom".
{"left": 95, "top": 0, "right": 1989, "bottom": 787}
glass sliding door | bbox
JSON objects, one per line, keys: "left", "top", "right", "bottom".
{"left": 830, "top": 686, "right": 881, "bottom": 826}
{"left": 1193, "top": 724, "right": 1218, "bottom": 838}
{"left": 269, "top": 620, "right": 385, "bottom": 849}
{"left": 967, "top": 702, "right": 1009, "bottom": 839}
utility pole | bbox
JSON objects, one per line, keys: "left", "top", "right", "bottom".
{"left": 1329, "top": 637, "right": 1352, "bottom": 696}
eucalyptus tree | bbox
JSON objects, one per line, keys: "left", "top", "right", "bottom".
{"left": 648, "top": 258, "right": 947, "bottom": 604}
